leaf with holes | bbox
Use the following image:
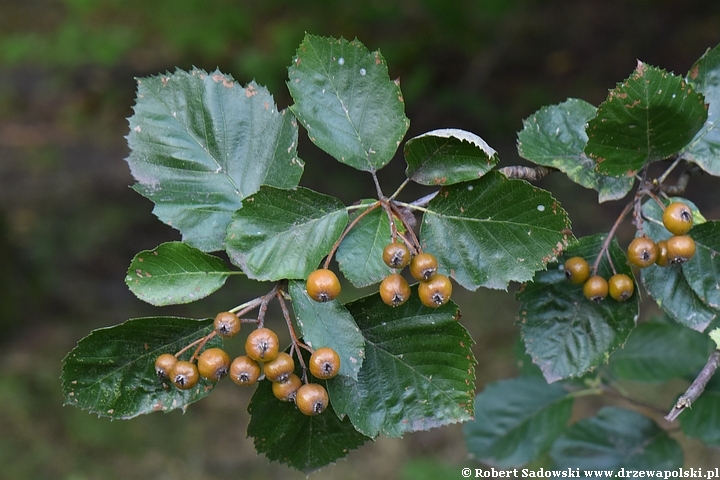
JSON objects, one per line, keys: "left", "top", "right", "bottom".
{"left": 517, "top": 98, "right": 634, "bottom": 202}
{"left": 125, "top": 242, "right": 236, "bottom": 306}
{"left": 287, "top": 34, "right": 410, "bottom": 172}
{"left": 326, "top": 288, "right": 475, "bottom": 438}
{"left": 126, "top": 69, "right": 303, "bottom": 252}
{"left": 585, "top": 62, "right": 707, "bottom": 177}
{"left": 420, "top": 171, "right": 571, "bottom": 291}
{"left": 62, "top": 317, "right": 221, "bottom": 419}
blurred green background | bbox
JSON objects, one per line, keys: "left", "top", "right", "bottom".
{"left": 2, "top": 1, "right": 720, "bottom": 478}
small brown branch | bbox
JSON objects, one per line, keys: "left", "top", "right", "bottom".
{"left": 386, "top": 200, "right": 421, "bottom": 252}
{"left": 591, "top": 201, "right": 633, "bottom": 275}
{"left": 256, "top": 283, "right": 280, "bottom": 328}
{"left": 631, "top": 167, "right": 651, "bottom": 233}
{"left": 371, "top": 170, "right": 384, "bottom": 199}
{"left": 276, "top": 291, "right": 310, "bottom": 382}
{"left": 174, "top": 336, "right": 206, "bottom": 359}
{"left": 230, "top": 297, "right": 264, "bottom": 317}
{"left": 498, "top": 165, "right": 556, "bottom": 181}
{"left": 661, "top": 164, "right": 701, "bottom": 196}
{"left": 665, "top": 350, "right": 720, "bottom": 422}
{"left": 189, "top": 330, "right": 217, "bottom": 361}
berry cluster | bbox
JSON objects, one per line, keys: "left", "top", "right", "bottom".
{"left": 379, "top": 242, "right": 452, "bottom": 308}
{"left": 627, "top": 201, "right": 696, "bottom": 268}
{"left": 564, "top": 256, "right": 635, "bottom": 302}
{"left": 304, "top": 243, "right": 452, "bottom": 309}
{"left": 154, "top": 311, "right": 340, "bottom": 416}
{"left": 564, "top": 201, "right": 697, "bottom": 303}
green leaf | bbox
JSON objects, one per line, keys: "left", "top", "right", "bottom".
{"left": 420, "top": 171, "right": 572, "bottom": 291}
{"left": 247, "top": 352, "right": 370, "bottom": 473}
{"left": 681, "top": 221, "right": 720, "bottom": 311}
{"left": 640, "top": 199, "right": 718, "bottom": 331}
{"left": 288, "top": 280, "right": 364, "bottom": 380}
{"left": 517, "top": 234, "right": 639, "bottom": 383}
{"left": 62, "top": 317, "right": 220, "bottom": 419}
{"left": 124, "top": 241, "right": 235, "bottom": 306}
{"left": 608, "top": 317, "right": 715, "bottom": 382}
{"left": 585, "top": 62, "right": 707, "bottom": 177}
{"left": 680, "top": 376, "right": 720, "bottom": 445}
{"left": 550, "top": 407, "right": 683, "bottom": 471}
{"left": 404, "top": 128, "right": 499, "bottom": 185}
{"left": 225, "top": 186, "right": 348, "bottom": 281}
{"left": 126, "top": 68, "right": 303, "bottom": 252}
{"left": 335, "top": 202, "right": 391, "bottom": 288}
{"left": 463, "top": 377, "right": 573, "bottom": 468}
{"left": 327, "top": 288, "right": 475, "bottom": 438}
{"left": 683, "top": 44, "right": 720, "bottom": 176}
{"left": 517, "top": 98, "right": 634, "bottom": 202}
{"left": 287, "top": 34, "right": 410, "bottom": 172}
{"left": 642, "top": 264, "right": 718, "bottom": 332}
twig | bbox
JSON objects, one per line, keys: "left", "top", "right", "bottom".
{"left": 189, "top": 330, "right": 217, "bottom": 361}
{"left": 174, "top": 336, "right": 207, "bottom": 359}
{"left": 662, "top": 164, "right": 701, "bottom": 196}
{"left": 276, "top": 291, "right": 311, "bottom": 382}
{"left": 371, "top": 170, "right": 384, "bottom": 199}
{"left": 386, "top": 200, "right": 422, "bottom": 252}
{"left": 389, "top": 178, "right": 411, "bottom": 201}
{"left": 656, "top": 156, "right": 682, "bottom": 185}
{"left": 591, "top": 201, "right": 633, "bottom": 275}
{"left": 665, "top": 350, "right": 720, "bottom": 422}
{"left": 230, "top": 297, "right": 264, "bottom": 316}
{"left": 498, "top": 165, "right": 556, "bottom": 181}
{"left": 256, "top": 283, "right": 280, "bottom": 328}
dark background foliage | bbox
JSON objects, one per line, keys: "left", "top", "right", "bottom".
{"left": 2, "top": 1, "right": 720, "bottom": 478}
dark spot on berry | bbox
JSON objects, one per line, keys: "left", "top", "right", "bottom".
{"left": 313, "top": 401, "right": 326, "bottom": 414}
